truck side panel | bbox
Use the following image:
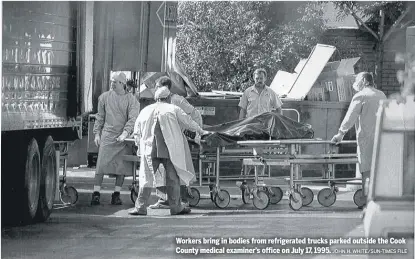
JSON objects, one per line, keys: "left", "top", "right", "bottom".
{"left": 2, "top": 2, "right": 78, "bottom": 131}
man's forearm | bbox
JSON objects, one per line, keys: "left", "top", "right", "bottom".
{"left": 337, "top": 129, "right": 347, "bottom": 136}
{"left": 239, "top": 109, "right": 246, "bottom": 120}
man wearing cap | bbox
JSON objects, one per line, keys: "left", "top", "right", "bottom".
{"left": 129, "top": 86, "right": 209, "bottom": 216}
{"left": 91, "top": 72, "right": 140, "bottom": 206}
{"left": 331, "top": 72, "right": 386, "bottom": 208}
{"left": 238, "top": 68, "right": 283, "bottom": 176}
{"left": 149, "top": 76, "right": 203, "bottom": 209}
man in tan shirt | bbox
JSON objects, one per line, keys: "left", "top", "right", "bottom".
{"left": 239, "top": 68, "right": 283, "bottom": 119}
{"left": 238, "top": 68, "right": 283, "bottom": 176}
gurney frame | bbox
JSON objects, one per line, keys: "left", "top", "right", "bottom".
{"left": 195, "top": 139, "right": 364, "bottom": 210}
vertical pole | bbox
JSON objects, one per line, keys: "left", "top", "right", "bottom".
{"left": 55, "top": 150, "right": 61, "bottom": 202}
{"left": 199, "top": 157, "right": 202, "bottom": 187}
{"left": 216, "top": 147, "right": 220, "bottom": 188}
{"left": 289, "top": 144, "right": 295, "bottom": 192}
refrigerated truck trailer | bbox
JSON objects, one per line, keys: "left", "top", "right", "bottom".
{"left": 1, "top": 1, "right": 177, "bottom": 225}
{"left": 2, "top": 1, "right": 83, "bottom": 225}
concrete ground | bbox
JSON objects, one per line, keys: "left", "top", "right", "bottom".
{"left": 1, "top": 168, "right": 412, "bottom": 259}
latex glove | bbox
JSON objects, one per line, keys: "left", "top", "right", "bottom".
{"left": 134, "top": 134, "right": 140, "bottom": 146}
{"left": 194, "top": 133, "right": 201, "bottom": 145}
{"left": 331, "top": 133, "right": 344, "bottom": 145}
{"left": 116, "top": 131, "right": 129, "bottom": 142}
{"left": 201, "top": 130, "right": 211, "bottom": 136}
{"left": 94, "top": 134, "right": 101, "bottom": 147}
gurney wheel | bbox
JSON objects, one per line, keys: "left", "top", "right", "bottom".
{"left": 209, "top": 184, "right": 215, "bottom": 202}
{"left": 60, "top": 186, "right": 78, "bottom": 205}
{"left": 301, "top": 187, "right": 314, "bottom": 206}
{"left": 188, "top": 187, "right": 201, "bottom": 207}
{"left": 317, "top": 188, "right": 336, "bottom": 207}
{"left": 130, "top": 188, "right": 138, "bottom": 204}
{"left": 214, "top": 190, "right": 230, "bottom": 209}
{"left": 353, "top": 189, "right": 366, "bottom": 208}
{"left": 253, "top": 190, "right": 270, "bottom": 210}
{"left": 289, "top": 191, "right": 303, "bottom": 211}
{"left": 242, "top": 189, "right": 251, "bottom": 204}
{"left": 268, "top": 187, "right": 283, "bottom": 204}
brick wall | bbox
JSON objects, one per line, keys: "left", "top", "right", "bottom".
{"left": 322, "top": 28, "right": 406, "bottom": 96}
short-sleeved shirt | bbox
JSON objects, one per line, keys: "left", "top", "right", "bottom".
{"left": 238, "top": 85, "right": 283, "bottom": 118}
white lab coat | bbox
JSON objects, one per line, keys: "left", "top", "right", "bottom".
{"left": 339, "top": 87, "right": 387, "bottom": 173}
{"left": 153, "top": 94, "right": 203, "bottom": 187}
{"left": 134, "top": 102, "right": 204, "bottom": 188}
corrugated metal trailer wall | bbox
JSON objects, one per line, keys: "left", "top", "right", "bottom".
{"left": 2, "top": 1, "right": 78, "bottom": 131}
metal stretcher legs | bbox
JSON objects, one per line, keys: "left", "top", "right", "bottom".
{"left": 56, "top": 142, "right": 78, "bottom": 205}
{"left": 236, "top": 165, "right": 271, "bottom": 210}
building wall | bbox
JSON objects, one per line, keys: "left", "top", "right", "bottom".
{"left": 322, "top": 28, "right": 406, "bottom": 96}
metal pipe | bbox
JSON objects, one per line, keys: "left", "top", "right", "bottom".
{"left": 237, "top": 140, "right": 357, "bottom": 146}
{"left": 143, "top": 2, "right": 150, "bottom": 72}
{"left": 76, "top": 1, "right": 82, "bottom": 115}
{"left": 282, "top": 108, "right": 301, "bottom": 122}
{"left": 216, "top": 147, "right": 220, "bottom": 187}
{"left": 199, "top": 156, "right": 202, "bottom": 187}
{"left": 292, "top": 178, "right": 362, "bottom": 183}
{"left": 289, "top": 144, "right": 295, "bottom": 191}
{"left": 294, "top": 154, "right": 357, "bottom": 159}
{"left": 290, "top": 158, "right": 358, "bottom": 164}
{"left": 55, "top": 150, "right": 61, "bottom": 202}
{"left": 221, "top": 148, "right": 254, "bottom": 154}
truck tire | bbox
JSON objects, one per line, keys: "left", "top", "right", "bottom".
{"left": 35, "top": 136, "right": 57, "bottom": 222}
{"left": 21, "top": 138, "right": 42, "bottom": 224}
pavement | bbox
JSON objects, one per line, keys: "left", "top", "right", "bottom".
{"left": 2, "top": 168, "right": 412, "bottom": 259}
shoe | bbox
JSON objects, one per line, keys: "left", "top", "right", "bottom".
{"left": 172, "top": 207, "right": 191, "bottom": 215}
{"left": 149, "top": 201, "right": 169, "bottom": 209}
{"left": 128, "top": 208, "right": 147, "bottom": 216}
{"left": 111, "top": 192, "right": 123, "bottom": 205}
{"left": 91, "top": 191, "right": 100, "bottom": 205}
{"left": 181, "top": 202, "right": 190, "bottom": 208}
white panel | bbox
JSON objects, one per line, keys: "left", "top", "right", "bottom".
{"left": 374, "top": 132, "right": 404, "bottom": 197}
{"left": 287, "top": 44, "right": 336, "bottom": 100}
{"left": 83, "top": 1, "right": 94, "bottom": 113}
{"left": 270, "top": 70, "right": 297, "bottom": 96}
{"left": 294, "top": 59, "right": 307, "bottom": 74}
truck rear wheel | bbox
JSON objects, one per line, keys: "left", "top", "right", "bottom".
{"left": 35, "top": 136, "right": 57, "bottom": 222}
{"left": 21, "top": 138, "right": 42, "bottom": 224}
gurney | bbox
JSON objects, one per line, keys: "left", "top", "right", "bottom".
{"left": 236, "top": 139, "right": 361, "bottom": 210}
{"left": 192, "top": 110, "right": 363, "bottom": 211}
{"left": 194, "top": 139, "right": 361, "bottom": 210}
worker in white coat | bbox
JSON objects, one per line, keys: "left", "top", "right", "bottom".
{"left": 149, "top": 76, "right": 203, "bottom": 209}
{"left": 331, "top": 72, "right": 386, "bottom": 207}
{"left": 128, "top": 86, "right": 209, "bottom": 216}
